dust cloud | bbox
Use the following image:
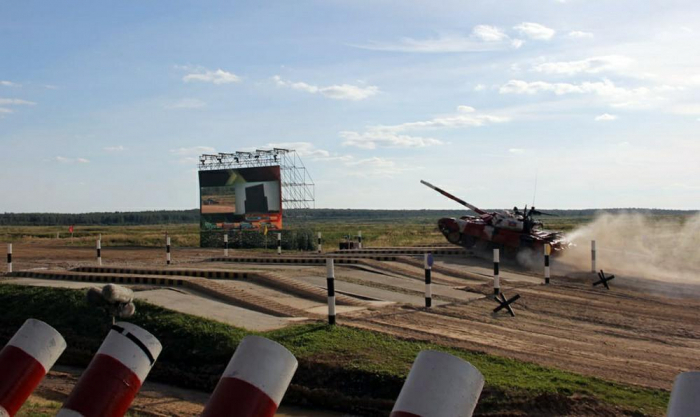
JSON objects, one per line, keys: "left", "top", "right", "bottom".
{"left": 557, "top": 213, "right": 700, "bottom": 284}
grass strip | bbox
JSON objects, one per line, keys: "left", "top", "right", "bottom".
{"left": 0, "top": 284, "right": 667, "bottom": 416}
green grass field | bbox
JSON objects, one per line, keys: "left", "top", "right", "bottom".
{"left": 0, "top": 214, "right": 592, "bottom": 249}
{"left": 0, "top": 285, "right": 668, "bottom": 416}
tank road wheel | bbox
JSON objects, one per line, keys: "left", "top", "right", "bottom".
{"left": 447, "top": 231, "right": 461, "bottom": 244}
{"left": 460, "top": 235, "right": 476, "bottom": 249}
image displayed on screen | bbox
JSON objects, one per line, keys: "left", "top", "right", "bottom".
{"left": 199, "top": 166, "right": 282, "bottom": 231}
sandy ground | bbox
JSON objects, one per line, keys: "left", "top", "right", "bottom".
{"left": 4, "top": 240, "right": 700, "bottom": 394}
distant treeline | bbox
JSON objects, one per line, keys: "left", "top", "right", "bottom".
{"left": 0, "top": 210, "right": 199, "bottom": 226}
{"left": 0, "top": 208, "right": 695, "bottom": 226}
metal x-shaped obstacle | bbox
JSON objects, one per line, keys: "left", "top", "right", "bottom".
{"left": 493, "top": 292, "right": 521, "bottom": 317}
{"left": 593, "top": 270, "right": 615, "bottom": 290}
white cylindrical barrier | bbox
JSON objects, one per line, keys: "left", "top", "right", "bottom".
{"left": 202, "top": 336, "right": 298, "bottom": 417}
{"left": 96, "top": 239, "right": 102, "bottom": 266}
{"left": 493, "top": 249, "right": 500, "bottom": 295}
{"left": 358, "top": 231, "right": 363, "bottom": 249}
{"left": 391, "top": 350, "right": 484, "bottom": 417}
{"left": 591, "top": 240, "right": 596, "bottom": 273}
{"left": 317, "top": 232, "right": 322, "bottom": 253}
{"left": 166, "top": 236, "right": 171, "bottom": 265}
{"left": 424, "top": 253, "right": 432, "bottom": 308}
{"left": 667, "top": 371, "right": 700, "bottom": 417}
{"left": 544, "top": 244, "right": 551, "bottom": 285}
{"left": 224, "top": 233, "right": 229, "bottom": 257}
{"left": 58, "top": 322, "right": 162, "bottom": 417}
{"left": 6, "top": 243, "right": 11, "bottom": 274}
{"left": 277, "top": 233, "right": 282, "bottom": 255}
{"left": 327, "top": 258, "right": 336, "bottom": 325}
{"left": 0, "top": 319, "right": 66, "bottom": 417}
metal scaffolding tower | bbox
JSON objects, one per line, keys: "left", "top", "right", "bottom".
{"left": 198, "top": 148, "right": 315, "bottom": 211}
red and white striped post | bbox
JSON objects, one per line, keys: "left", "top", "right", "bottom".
{"left": 667, "top": 372, "right": 700, "bottom": 417}
{"left": 6, "top": 243, "right": 11, "bottom": 274}
{"left": 493, "top": 248, "right": 500, "bottom": 295}
{"left": 224, "top": 233, "right": 229, "bottom": 257}
{"left": 591, "top": 240, "right": 596, "bottom": 273}
{"left": 544, "top": 244, "right": 551, "bottom": 285}
{"left": 57, "top": 322, "right": 162, "bottom": 417}
{"left": 166, "top": 236, "right": 171, "bottom": 265}
{"left": 277, "top": 233, "right": 282, "bottom": 255}
{"left": 0, "top": 319, "right": 67, "bottom": 417}
{"left": 390, "top": 350, "right": 484, "bottom": 417}
{"left": 327, "top": 258, "right": 336, "bottom": 325}
{"left": 96, "top": 239, "right": 102, "bottom": 266}
{"left": 202, "top": 336, "right": 298, "bottom": 417}
{"left": 317, "top": 232, "right": 322, "bottom": 253}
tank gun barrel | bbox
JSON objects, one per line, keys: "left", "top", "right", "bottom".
{"left": 420, "top": 180, "right": 486, "bottom": 215}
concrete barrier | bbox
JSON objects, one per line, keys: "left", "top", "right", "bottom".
{"left": 202, "top": 336, "right": 297, "bottom": 417}
{"left": 391, "top": 350, "right": 484, "bottom": 417}
{"left": 58, "top": 322, "right": 162, "bottom": 417}
{"left": 0, "top": 319, "right": 66, "bottom": 417}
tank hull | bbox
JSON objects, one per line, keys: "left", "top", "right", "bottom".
{"left": 437, "top": 216, "right": 568, "bottom": 255}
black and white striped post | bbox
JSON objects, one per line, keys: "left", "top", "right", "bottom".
{"left": 166, "top": 236, "right": 171, "bottom": 265}
{"left": 544, "top": 244, "right": 551, "bottom": 285}
{"left": 358, "top": 231, "right": 363, "bottom": 249}
{"left": 277, "top": 233, "right": 282, "bottom": 255}
{"left": 96, "top": 238, "right": 102, "bottom": 266}
{"left": 493, "top": 248, "right": 500, "bottom": 295}
{"left": 424, "top": 253, "right": 432, "bottom": 308}
{"left": 223, "top": 233, "right": 229, "bottom": 257}
{"left": 6, "top": 243, "right": 12, "bottom": 274}
{"left": 317, "top": 232, "right": 322, "bottom": 253}
{"left": 326, "top": 258, "right": 336, "bottom": 325}
{"left": 591, "top": 240, "right": 596, "bottom": 273}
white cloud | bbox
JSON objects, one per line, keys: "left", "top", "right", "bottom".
{"left": 273, "top": 76, "right": 379, "bottom": 101}
{"left": 0, "top": 98, "right": 36, "bottom": 106}
{"left": 0, "top": 81, "right": 20, "bottom": 87}
{"left": 165, "top": 98, "right": 207, "bottom": 109}
{"left": 509, "top": 148, "right": 525, "bottom": 153}
{"left": 514, "top": 22, "right": 556, "bottom": 40}
{"left": 531, "top": 55, "right": 633, "bottom": 76}
{"left": 375, "top": 105, "right": 509, "bottom": 132}
{"left": 568, "top": 31, "right": 594, "bottom": 39}
{"left": 499, "top": 79, "right": 654, "bottom": 107}
{"left": 170, "top": 146, "right": 216, "bottom": 155}
{"left": 474, "top": 84, "right": 487, "bottom": 91}
{"left": 595, "top": 113, "right": 618, "bottom": 121}
{"left": 670, "top": 104, "right": 700, "bottom": 115}
{"left": 55, "top": 156, "right": 89, "bottom": 164}
{"left": 264, "top": 142, "right": 353, "bottom": 161}
{"left": 170, "top": 146, "right": 216, "bottom": 164}
{"left": 511, "top": 39, "right": 525, "bottom": 49}
{"left": 353, "top": 33, "right": 505, "bottom": 53}
{"left": 0, "top": 108, "right": 13, "bottom": 114}
{"left": 104, "top": 145, "right": 126, "bottom": 152}
{"left": 343, "top": 157, "right": 417, "bottom": 178}
{"left": 472, "top": 25, "right": 508, "bottom": 42}
{"left": 340, "top": 131, "right": 443, "bottom": 149}
{"left": 183, "top": 68, "right": 241, "bottom": 84}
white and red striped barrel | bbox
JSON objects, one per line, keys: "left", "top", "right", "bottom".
{"left": 57, "top": 322, "right": 161, "bottom": 417}
{"left": 0, "top": 319, "right": 66, "bottom": 416}
{"left": 391, "top": 350, "right": 484, "bottom": 417}
{"left": 202, "top": 336, "right": 298, "bottom": 417}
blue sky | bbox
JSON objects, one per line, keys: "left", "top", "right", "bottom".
{"left": 1, "top": 1, "right": 698, "bottom": 212}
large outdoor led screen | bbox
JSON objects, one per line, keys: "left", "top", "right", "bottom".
{"left": 199, "top": 166, "right": 282, "bottom": 231}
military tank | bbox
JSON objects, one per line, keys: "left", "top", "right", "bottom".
{"left": 421, "top": 180, "right": 569, "bottom": 256}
